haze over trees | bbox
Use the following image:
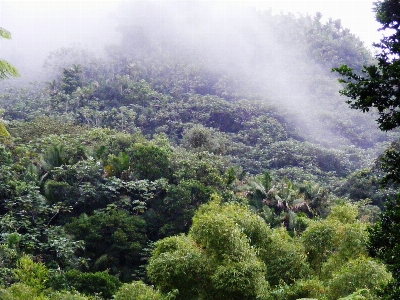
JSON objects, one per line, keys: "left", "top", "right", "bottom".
{"left": 0, "top": 1, "right": 398, "bottom": 299}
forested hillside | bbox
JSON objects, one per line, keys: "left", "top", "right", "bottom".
{"left": 0, "top": 1, "right": 398, "bottom": 299}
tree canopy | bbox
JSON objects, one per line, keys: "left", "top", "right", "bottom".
{"left": 333, "top": 0, "right": 400, "bottom": 131}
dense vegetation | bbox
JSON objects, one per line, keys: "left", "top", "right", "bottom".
{"left": 0, "top": 1, "right": 398, "bottom": 299}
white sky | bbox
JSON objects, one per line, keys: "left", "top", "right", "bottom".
{"left": 222, "top": 0, "right": 382, "bottom": 49}
{"left": 276, "top": 1, "right": 382, "bottom": 49}
{"left": 0, "top": 0, "right": 382, "bottom": 71}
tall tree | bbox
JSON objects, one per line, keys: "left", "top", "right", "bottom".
{"left": 333, "top": 1, "right": 400, "bottom": 298}
{"left": 333, "top": 0, "right": 400, "bottom": 131}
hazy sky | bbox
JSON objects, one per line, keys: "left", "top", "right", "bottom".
{"left": 0, "top": 0, "right": 382, "bottom": 72}
{"left": 254, "top": 1, "right": 381, "bottom": 49}
{"left": 212, "top": 1, "right": 381, "bottom": 50}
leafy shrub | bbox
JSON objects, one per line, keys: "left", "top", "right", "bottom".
{"left": 0, "top": 244, "right": 18, "bottom": 287}
{"left": 114, "top": 281, "right": 163, "bottom": 300}
{"left": 47, "top": 290, "right": 90, "bottom": 300}
{"left": 269, "top": 279, "right": 326, "bottom": 300}
{"left": 147, "top": 235, "right": 210, "bottom": 299}
{"left": 128, "top": 143, "right": 171, "bottom": 181}
{"left": 14, "top": 255, "right": 49, "bottom": 292}
{"left": 50, "top": 270, "right": 121, "bottom": 299}
{"left": 0, "top": 283, "right": 47, "bottom": 300}
{"left": 326, "top": 257, "right": 391, "bottom": 300}
{"left": 65, "top": 210, "right": 147, "bottom": 282}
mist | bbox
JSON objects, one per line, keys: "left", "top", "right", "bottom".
{"left": 0, "top": 0, "right": 120, "bottom": 78}
{"left": 112, "top": 0, "right": 382, "bottom": 148}
{"left": 0, "top": 0, "right": 387, "bottom": 148}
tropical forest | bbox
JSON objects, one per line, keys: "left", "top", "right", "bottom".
{"left": 0, "top": 1, "right": 400, "bottom": 299}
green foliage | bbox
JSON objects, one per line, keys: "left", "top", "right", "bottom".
{"left": 182, "top": 124, "right": 228, "bottom": 154}
{"left": 0, "top": 181, "right": 78, "bottom": 262}
{"left": 0, "top": 121, "right": 11, "bottom": 138}
{"left": 47, "top": 290, "right": 91, "bottom": 300}
{"left": 157, "top": 179, "right": 214, "bottom": 237}
{"left": 326, "top": 256, "right": 391, "bottom": 300}
{"left": 236, "top": 115, "right": 288, "bottom": 148}
{"left": 269, "top": 279, "right": 326, "bottom": 300}
{"left": 43, "top": 226, "right": 84, "bottom": 269}
{"left": 14, "top": 255, "right": 49, "bottom": 292}
{"left": 170, "top": 150, "right": 226, "bottom": 187}
{"left": 44, "top": 180, "right": 74, "bottom": 204}
{"left": 0, "top": 243, "right": 18, "bottom": 287}
{"left": 50, "top": 270, "right": 121, "bottom": 299}
{"left": 65, "top": 209, "right": 147, "bottom": 281}
{"left": 190, "top": 204, "right": 252, "bottom": 260}
{"left": 337, "top": 289, "right": 375, "bottom": 300}
{"left": 259, "top": 227, "right": 310, "bottom": 286}
{"left": 302, "top": 203, "right": 369, "bottom": 277}
{"left": 104, "top": 152, "right": 130, "bottom": 179}
{"left": 129, "top": 143, "right": 171, "bottom": 181}
{"left": 211, "top": 200, "right": 271, "bottom": 248}
{"left": 332, "top": 2, "right": 400, "bottom": 299}
{"left": 368, "top": 194, "right": 400, "bottom": 299}
{"left": 43, "top": 158, "right": 110, "bottom": 216}
{"left": 148, "top": 201, "right": 270, "bottom": 299}
{"left": 337, "top": 168, "right": 385, "bottom": 207}
{"left": 147, "top": 235, "right": 210, "bottom": 299}
{"left": 247, "top": 175, "right": 330, "bottom": 230}
{"left": 9, "top": 117, "right": 87, "bottom": 144}
{"left": 302, "top": 219, "right": 336, "bottom": 276}
{"left": 147, "top": 200, "right": 387, "bottom": 299}
{"left": 182, "top": 124, "right": 213, "bottom": 150}
{"left": 378, "top": 139, "right": 400, "bottom": 185}
{"left": 0, "top": 60, "right": 20, "bottom": 80}
{"left": 0, "top": 5, "right": 394, "bottom": 299}
{"left": 0, "top": 143, "right": 12, "bottom": 165}
{"left": 266, "top": 139, "right": 350, "bottom": 176}
{"left": 0, "top": 27, "right": 12, "bottom": 39}
{"left": 333, "top": 62, "right": 400, "bottom": 131}
{"left": 235, "top": 178, "right": 313, "bottom": 281}
{"left": 333, "top": 0, "right": 400, "bottom": 131}
{"left": 49, "top": 65, "right": 84, "bottom": 114}
{"left": 61, "top": 65, "right": 82, "bottom": 95}
{"left": 210, "top": 258, "right": 268, "bottom": 300}
{"left": 0, "top": 283, "right": 48, "bottom": 300}
{"left": 328, "top": 202, "right": 359, "bottom": 223}
{"left": 0, "top": 27, "right": 19, "bottom": 80}
{"left": 114, "top": 281, "right": 163, "bottom": 300}
{"left": 305, "top": 14, "right": 372, "bottom": 71}
{"left": 41, "top": 145, "right": 69, "bottom": 171}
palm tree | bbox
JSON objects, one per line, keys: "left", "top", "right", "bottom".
{"left": 39, "top": 145, "right": 69, "bottom": 184}
{"left": 104, "top": 152, "right": 130, "bottom": 179}
{"left": 245, "top": 174, "right": 314, "bottom": 230}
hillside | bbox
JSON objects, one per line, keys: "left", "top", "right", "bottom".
{"left": 0, "top": 3, "right": 396, "bottom": 299}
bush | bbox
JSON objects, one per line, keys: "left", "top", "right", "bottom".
{"left": 114, "top": 281, "right": 163, "bottom": 300}
{"left": 65, "top": 209, "right": 147, "bottom": 281}
{"left": 326, "top": 257, "right": 391, "bottom": 300}
{"left": 47, "top": 290, "right": 90, "bottom": 300}
{"left": 50, "top": 270, "right": 121, "bottom": 299}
